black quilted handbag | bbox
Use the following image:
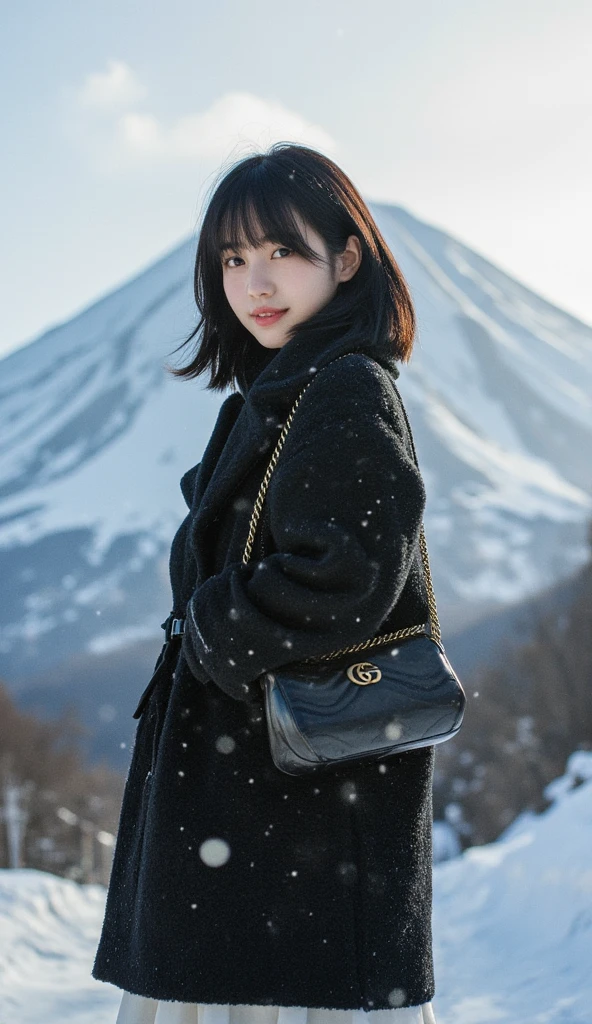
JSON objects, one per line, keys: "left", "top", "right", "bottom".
{"left": 242, "top": 355, "right": 466, "bottom": 775}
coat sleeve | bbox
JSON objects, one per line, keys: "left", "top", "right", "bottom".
{"left": 181, "top": 356, "right": 426, "bottom": 703}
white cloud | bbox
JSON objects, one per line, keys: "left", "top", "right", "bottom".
{"left": 70, "top": 67, "right": 336, "bottom": 171}
{"left": 77, "top": 59, "right": 147, "bottom": 111}
{"left": 167, "top": 92, "right": 336, "bottom": 160}
{"left": 115, "top": 91, "right": 336, "bottom": 164}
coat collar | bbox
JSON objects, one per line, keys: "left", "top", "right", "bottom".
{"left": 189, "top": 325, "right": 400, "bottom": 582}
{"left": 235, "top": 324, "right": 399, "bottom": 404}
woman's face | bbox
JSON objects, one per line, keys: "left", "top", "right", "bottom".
{"left": 220, "top": 213, "right": 361, "bottom": 349}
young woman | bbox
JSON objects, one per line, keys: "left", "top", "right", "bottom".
{"left": 93, "top": 143, "right": 438, "bottom": 1024}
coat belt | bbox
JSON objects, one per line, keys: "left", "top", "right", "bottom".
{"left": 162, "top": 614, "right": 185, "bottom": 641}
{"left": 131, "top": 613, "right": 185, "bottom": 720}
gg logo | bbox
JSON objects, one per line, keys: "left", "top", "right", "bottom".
{"left": 346, "top": 662, "right": 382, "bottom": 685}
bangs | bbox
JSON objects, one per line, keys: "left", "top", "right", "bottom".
{"left": 214, "top": 171, "right": 329, "bottom": 265}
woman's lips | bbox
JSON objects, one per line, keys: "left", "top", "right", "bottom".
{"left": 252, "top": 309, "right": 288, "bottom": 327}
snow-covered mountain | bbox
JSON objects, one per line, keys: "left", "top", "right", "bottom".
{"left": 1, "top": 203, "right": 591, "bottom": 686}
{"left": 2, "top": 750, "right": 591, "bottom": 1023}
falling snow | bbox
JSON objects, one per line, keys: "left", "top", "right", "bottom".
{"left": 215, "top": 735, "right": 236, "bottom": 754}
{"left": 199, "top": 837, "right": 231, "bottom": 867}
{"left": 385, "top": 721, "right": 403, "bottom": 741}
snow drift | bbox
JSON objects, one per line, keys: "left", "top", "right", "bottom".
{"left": 1, "top": 751, "right": 591, "bottom": 1023}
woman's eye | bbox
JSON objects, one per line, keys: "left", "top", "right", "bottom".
{"left": 223, "top": 247, "right": 292, "bottom": 268}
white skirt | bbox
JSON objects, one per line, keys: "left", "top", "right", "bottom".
{"left": 115, "top": 991, "right": 437, "bottom": 1023}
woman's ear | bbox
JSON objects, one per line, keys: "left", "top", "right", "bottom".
{"left": 337, "top": 234, "right": 362, "bottom": 283}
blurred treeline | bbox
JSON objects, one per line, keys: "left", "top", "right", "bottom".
{"left": 0, "top": 685, "right": 124, "bottom": 884}
{"left": 1, "top": 526, "right": 591, "bottom": 881}
{"left": 433, "top": 523, "right": 592, "bottom": 849}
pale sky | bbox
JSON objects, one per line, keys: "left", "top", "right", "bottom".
{"left": 1, "top": 0, "right": 591, "bottom": 361}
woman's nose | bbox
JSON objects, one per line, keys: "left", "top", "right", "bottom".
{"left": 247, "top": 268, "right": 274, "bottom": 298}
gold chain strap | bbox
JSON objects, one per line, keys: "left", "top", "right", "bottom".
{"left": 241, "top": 354, "right": 442, "bottom": 661}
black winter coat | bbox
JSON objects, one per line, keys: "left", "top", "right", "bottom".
{"left": 92, "top": 325, "right": 436, "bottom": 1012}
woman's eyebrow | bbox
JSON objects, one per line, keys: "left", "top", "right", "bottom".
{"left": 219, "top": 234, "right": 277, "bottom": 254}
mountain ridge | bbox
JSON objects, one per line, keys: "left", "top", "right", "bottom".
{"left": 1, "top": 201, "right": 590, "bottom": 690}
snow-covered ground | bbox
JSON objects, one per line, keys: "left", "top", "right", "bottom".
{"left": 0, "top": 869, "right": 117, "bottom": 1023}
{"left": 1, "top": 752, "right": 591, "bottom": 1024}
{"left": 431, "top": 750, "right": 592, "bottom": 1023}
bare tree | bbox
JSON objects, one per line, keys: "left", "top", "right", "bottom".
{"left": 0, "top": 682, "right": 124, "bottom": 883}
{"left": 433, "top": 531, "right": 592, "bottom": 849}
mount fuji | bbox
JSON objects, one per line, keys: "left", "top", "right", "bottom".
{"left": 1, "top": 202, "right": 590, "bottom": 712}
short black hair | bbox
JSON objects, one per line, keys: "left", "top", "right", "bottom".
{"left": 165, "top": 142, "right": 416, "bottom": 391}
